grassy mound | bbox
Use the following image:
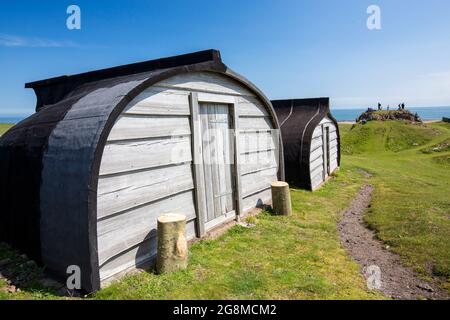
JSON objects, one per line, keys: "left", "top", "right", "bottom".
{"left": 341, "top": 121, "right": 438, "bottom": 155}
{"left": 357, "top": 109, "right": 420, "bottom": 123}
{"left": 341, "top": 121, "right": 450, "bottom": 292}
{"left": 0, "top": 124, "right": 14, "bottom": 136}
{"left": 1, "top": 120, "right": 448, "bottom": 299}
{"left": 1, "top": 165, "right": 384, "bottom": 300}
{"left": 421, "top": 138, "right": 450, "bottom": 154}
{"left": 432, "top": 154, "right": 450, "bottom": 167}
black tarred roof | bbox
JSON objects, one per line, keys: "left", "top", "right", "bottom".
{"left": 25, "top": 49, "right": 222, "bottom": 111}
{"left": 271, "top": 98, "right": 340, "bottom": 189}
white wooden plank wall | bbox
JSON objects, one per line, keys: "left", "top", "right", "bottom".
{"left": 310, "top": 122, "right": 325, "bottom": 190}
{"left": 238, "top": 99, "right": 277, "bottom": 209}
{"left": 327, "top": 120, "right": 339, "bottom": 173}
{"left": 310, "top": 117, "right": 339, "bottom": 190}
{"left": 97, "top": 72, "right": 278, "bottom": 283}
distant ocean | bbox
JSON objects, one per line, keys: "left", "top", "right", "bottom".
{"left": 331, "top": 106, "right": 450, "bottom": 122}
{"left": 1, "top": 106, "right": 449, "bottom": 124}
{"left": 0, "top": 116, "right": 28, "bottom": 124}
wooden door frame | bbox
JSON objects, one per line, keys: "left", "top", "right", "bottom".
{"left": 189, "top": 93, "right": 243, "bottom": 237}
{"left": 322, "top": 125, "right": 331, "bottom": 178}
{"left": 321, "top": 125, "right": 328, "bottom": 180}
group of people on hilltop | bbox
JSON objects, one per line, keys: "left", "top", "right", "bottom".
{"left": 376, "top": 102, "right": 406, "bottom": 111}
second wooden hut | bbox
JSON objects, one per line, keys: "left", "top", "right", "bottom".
{"left": 272, "top": 98, "right": 340, "bottom": 190}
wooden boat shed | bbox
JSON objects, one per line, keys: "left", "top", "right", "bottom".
{"left": 0, "top": 50, "right": 284, "bottom": 291}
{"left": 272, "top": 98, "right": 340, "bottom": 190}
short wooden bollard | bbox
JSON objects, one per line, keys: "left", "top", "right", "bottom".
{"left": 156, "top": 214, "right": 188, "bottom": 274}
{"left": 271, "top": 181, "right": 292, "bottom": 216}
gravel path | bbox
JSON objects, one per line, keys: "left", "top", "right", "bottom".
{"left": 338, "top": 184, "right": 448, "bottom": 300}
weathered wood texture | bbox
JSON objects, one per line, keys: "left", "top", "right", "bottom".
{"left": 97, "top": 72, "right": 278, "bottom": 283}
{"left": 189, "top": 93, "right": 207, "bottom": 237}
{"left": 310, "top": 117, "right": 339, "bottom": 190}
{"left": 199, "top": 103, "right": 235, "bottom": 224}
{"left": 271, "top": 181, "right": 292, "bottom": 216}
{"left": 239, "top": 102, "right": 277, "bottom": 211}
{"left": 156, "top": 214, "right": 188, "bottom": 274}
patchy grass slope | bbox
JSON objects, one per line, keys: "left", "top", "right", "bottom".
{"left": 341, "top": 121, "right": 438, "bottom": 155}
{"left": 2, "top": 120, "right": 448, "bottom": 299}
{"left": 341, "top": 121, "right": 450, "bottom": 292}
{"left": 0, "top": 124, "right": 14, "bottom": 136}
{"left": 95, "top": 167, "right": 382, "bottom": 300}
{"left": 1, "top": 164, "right": 382, "bottom": 300}
{"left": 0, "top": 244, "right": 59, "bottom": 300}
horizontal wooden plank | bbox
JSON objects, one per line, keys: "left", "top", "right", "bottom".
{"left": 330, "top": 161, "right": 339, "bottom": 173}
{"left": 237, "top": 96, "right": 269, "bottom": 117}
{"left": 310, "top": 147, "right": 324, "bottom": 162}
{"left": 310, "top": 164, "right": 324, "bottom": 181}
{"left": 204, "top": 210, "right": 236, "bottom": 232}
{"left": 155, "top": 72, "right": 256, "bottom": 97}
{"left": 310, "top": 146, "right": 323, "bottom": 162}
{"left": 329, "top": 131, "right": 338, "bottom": 140}
{"left": 311, "top": 135, "right": 322, "bottom": 146}
{"left": 108, "top": 115, "right": 191, "bottom": 141}
{"left": 242, "top": 165, "right": 278, "bottom": 178}
{"left": 99, "top": 237, "right": 156, "bottom": 281}
{"left": 330, "top": 148, "right": 338, "bottom": 157}
{"left": 310, "top": 156, "right": 324, "bottom": 172}
{"left": 241, "top": 166, "right": 278, "bottom": 197}
{"left": 311, "top": 137, "right": 323, "bottom": 152}
{"left": 311, "top": 173, "right": 324, "bottom": 190}
{"left": 329, "top": 138, "right": 338, "bottom": 148}
{"left": 242, "top": 188, "right": 272, "bottom": 212}
{"left": 197, "top": 92, "right": 235, "bottom": 104}
{"left": 329, "top": 146, "right": 338, "bottom": 156}
{"left": 99, "top": 218, "right": 196, "bottom": 283}
{"left": 240, "top": 150, "right": 278, "bottom": 175}
{"left": 239, "top": 131, "right": 276, "bottom": 154}
{"left": 239, "top": 117, "right": 273, "bottom": 130}
{"left": 100, "top": 136, "right": 192, "bottom": 176}
{"left": 98, "top": 191, "right": 196, "bottom": 265}
{"left": 322, "top": 125, "right": 337, "bottom": 135}
{"left": 124, "top": 87, "right": 190, "bottom": 116}
{"left": 320, "top": 117, "right": 334, "bottom": 125}
{"left": 312, "top": 127, "right": 323, "bottom": 139}
{"left": 97, "top": 163, "right": 194, "bottom": 218}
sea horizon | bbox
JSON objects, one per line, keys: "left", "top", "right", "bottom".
{"left": 331, "top": 106, "right": 450, "bottom": 122}
{"left": 0, "top": 105, "right": 449, "bottom": 124}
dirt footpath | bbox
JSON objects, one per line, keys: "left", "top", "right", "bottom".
{"left": 338, "top": 184, "right": 448, "bottom": 300}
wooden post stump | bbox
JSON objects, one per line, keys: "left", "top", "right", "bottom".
{"left": 156, "top": 214, "right": 188, "bottom": 274}
{"left": 271, "top": 181, "right": 292, "bottom": 216}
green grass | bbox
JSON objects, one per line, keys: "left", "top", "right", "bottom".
{"left": 95, "top": 166, "right": 382, "bottom": 299}
{"left": 0, "top": 124, "right": 14, "bottom": 136}
{"left": 341, "top": 121, "right": 450, "bottom": 288}
{"left": 421, "top": 138, "right": 450, "bottom": 154}
{"left": 340, "top": 121, "right": 439, "bottom": 155}
{"left": 0, "top": 243, "right": 61, "bottom": 300}
{"left": 0, "top": 156, "right": 382, "bottom": 299}
{"left": 1, "top": 120, "right": 449, "bottom": 299}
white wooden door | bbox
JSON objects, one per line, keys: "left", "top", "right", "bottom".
{"left": 199, "top": 103, "right": 235, "bottom": 229}
{"left": 322, "top": 125, "right": 332, "bottom": 179}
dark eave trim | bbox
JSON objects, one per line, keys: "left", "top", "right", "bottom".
{"left": 25, "top": 49, "right": 221, "bottom": 89}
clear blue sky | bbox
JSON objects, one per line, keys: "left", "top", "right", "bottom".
{"left": 1, "top": 0, "right": 449, "bottom": 115}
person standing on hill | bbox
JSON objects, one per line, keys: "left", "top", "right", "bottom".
{"left": 378, "top": 102, "right": 382, "bottom": 111}
{"left": 402, "top": 103, "right": 405, "bottom": 110}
